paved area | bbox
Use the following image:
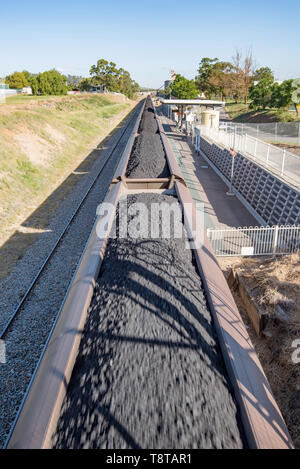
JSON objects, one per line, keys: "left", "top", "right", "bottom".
{"left": 158, "top": 112, "right": 258, "bottom": 230}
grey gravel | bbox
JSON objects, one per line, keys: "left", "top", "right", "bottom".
{"left": 53, "top": 193, "right": 243, "bottom": 449}
{"left": 0, "top": 103, "right": 143, "bottom": 447}
{"left": 126, "top": 97, "right": 170, "bottom": 179}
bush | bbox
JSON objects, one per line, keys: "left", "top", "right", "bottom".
{"left": 32, "top": 70, "right": 67, "bottom": 96}
{"left": 5, "top": 71, "right": 30, "bottom": 89}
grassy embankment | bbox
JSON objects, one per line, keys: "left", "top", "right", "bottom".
{"left": 0, "top": 93, "right": 137, "bottom": 279}
{"left": 225, "top": 101, "right": 300, "bottom": 123}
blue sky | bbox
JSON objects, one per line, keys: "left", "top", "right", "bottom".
{"left": 1, "top": 0, "right": 299, "bottom": 88}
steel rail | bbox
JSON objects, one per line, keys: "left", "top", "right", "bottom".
{"left": 0, "top": 100, "right": 145, "bottom": 340}
{"left": 5, "top": 182, "right": 123, "bottom": 449}
{"left": 4, "top": 97, "right": 147, "bottom": 449}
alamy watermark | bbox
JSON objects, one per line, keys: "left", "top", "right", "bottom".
{"left": 291, "top": 339, "right": 300, "bottom": 364}
{"left": 95, "top": 196, "right": 205, "bottom": 249}
{"left": 0, "top": 340, "right": 6, "bottom": 364}
{"left": 0, "top": 91, "right": 6, "bottom": 104}
{"left": 292, "top": 78, "right": 300, "bottom": 105}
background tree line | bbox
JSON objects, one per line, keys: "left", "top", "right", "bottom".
{"left": 165, "top": 50, "right": 300, "bottom": 114}
{"left": 4, "top": 59, "right": 140, "bottom": 99}
{"left": 79, "top": 59, "right": 139, "bottom": 98}
{"left": 5, "top": 69, "right": 69, "bottom": 95}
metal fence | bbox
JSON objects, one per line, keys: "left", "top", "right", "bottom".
{"left": 220, "top": 121, "right": 300, "bottom": 145}
{"left": 196, "top": 125, "right": 300, "bottom": 187}
{"left": 207, "top": 225, "right": 300, "bottom": 256}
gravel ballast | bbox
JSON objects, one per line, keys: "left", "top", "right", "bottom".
{"left": 126, "top": 97, "right": 170, "bottom": 179}
{"left": 0, "top": 104, "right": 142, "bottom": 447}
{"left": 53, "top": 193, "right": 243, "bottom": 449}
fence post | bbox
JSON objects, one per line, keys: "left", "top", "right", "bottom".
{"left": 254, "top": 138, "right": 257, "bottom": 159}
{"left": 281, "top": 149, "right": 286, "bottom": 175}
{"left": 273, "top": 225, "right": 279, "bottom": 254}
{"left": 267, "top": 143, "right": 270, "bottom": 166}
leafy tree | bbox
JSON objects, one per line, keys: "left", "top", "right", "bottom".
{"left": 206, "top": 61, "right": 234, "bottom": 100}
{"left": 90, "top": 59, "right": 121, "bottom": 92}
{"left": 195, "top": 58, "right": 240, "bottom": 100}
{"left": 269, "top": 79, "right": 294, "bottom": 109}
{"left": 78, "top": 78, "right": 92, "bottom": 91}
{"left": 292, "top": 78, "right": 300, "bottom": 116}
{"left": 29, "top": 76, "right": 38, "bottom": 95}
{"left": 249, "top": 74, "right": 274, "bottom": 110}
{"left": 5, "top": 71, "right": 30, "bottom": 89}
{"left": 32, "top": 70, "right": 67, "bottom": 95}
{"left": 168, "top": 74, "right": 198, "bottom": 99}
{"left": 254, "top": 67, "right": 274, "bottom": 82}
{"left": 89, "top": 59, "right": 139, "bottom": 98}
{"left": 195, "top": 58, "right": 219, "bottom": 98}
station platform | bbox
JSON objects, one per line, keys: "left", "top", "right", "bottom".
{"left": 157, "top": 111, "right": 258, "bottom": 231}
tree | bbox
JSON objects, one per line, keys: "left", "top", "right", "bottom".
{"left": 195, "top": 58, "right": 219, "bottom": 98}
{"left": 292, "top": 78, "right": 300, "bottom": 116}
{"left": 89, "top": 59, "right": 139, "bottom": 98}
{"left": 254, "top": 67, "right": 274, "bottom": 82}
{"left": 5, "top": 71, "right": 30, "bottom": 89}
{"left": 232, "top": 49, "right": 255, "bottom": 104}
{"left": 269, "top": 79, "right": 294, "bottom": 109}
{"left": 206, "top": 61, "right": 234, "bottom": 100}
{"left": 29, "top": 76, "right": 38, "bottom": 95}
{"left": 90, "top": 59, "right": 121, "bottom": 92}
{"left": 118, "top": 68, "right": 139, "bottom": 98}
{"left": 32, "top": 70, "right": 67, "bottom": 95}
{"left": 168, "top": 74, "right": 198, "bottom": 99}
{"left": 78, "top": 78, "right": 92, "bottom": 91}
{"left": 249, "top": 74, "right": 274, "bottom": 110}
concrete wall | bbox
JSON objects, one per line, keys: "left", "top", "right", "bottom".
{"left": 200, "top": 136, "right": 300, "bottom": 226}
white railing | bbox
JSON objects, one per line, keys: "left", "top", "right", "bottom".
{"left": 207, "top": 225, "right": 300, "bottom": 256}
{"left": 194, "top": 125, "right": 300, "bottom": 188}
{"left": 221, "top": 121, "right": 300, "bottom": 145}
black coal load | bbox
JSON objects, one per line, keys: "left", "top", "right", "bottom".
{"left": 53, "top": 193, "right": 243, "bottom": 449}
{"left": 126, "top": 97, "right": 170, "bottom": 179}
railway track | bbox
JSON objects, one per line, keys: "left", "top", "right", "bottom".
{"left": 0, "top": 100, "right": 145, "bottom": 446}
{"left": 4, "top": 96, "right": 294, "bottom": 449}
{"left": 0, "top": 102, "right": 145, "bottom": 341}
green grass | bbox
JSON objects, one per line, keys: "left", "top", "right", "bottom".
{"left": 0, "top": 93, "right": 136, "bottom": 279}
{"left": 5, "top": 95, "right": 55, "bottom": 104}
{"left": 0, "top": 94, "right": 133, "bottom": 235}
{"left": 225, "top": 100, "right": 300, "bottom": 123}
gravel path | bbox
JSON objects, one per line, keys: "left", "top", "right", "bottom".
{"left": 53, "top": 193, "right": 243, "bottom": 449}
{"left": 126, "top": 97, "right": 170, "bottom": 179}
{"left": 0, "top": 103, "right": 142, "bottom": 447}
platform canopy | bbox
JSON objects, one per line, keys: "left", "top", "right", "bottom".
{"left": 161, "top": 99, "right": 225, "bottom": 108}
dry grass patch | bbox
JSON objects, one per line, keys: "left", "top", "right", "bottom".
{"left": 0, "top": 94, "right": 138, "bottom": 279}
{"left": 219, "top": 253, "right": 300, "bottom": 447}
